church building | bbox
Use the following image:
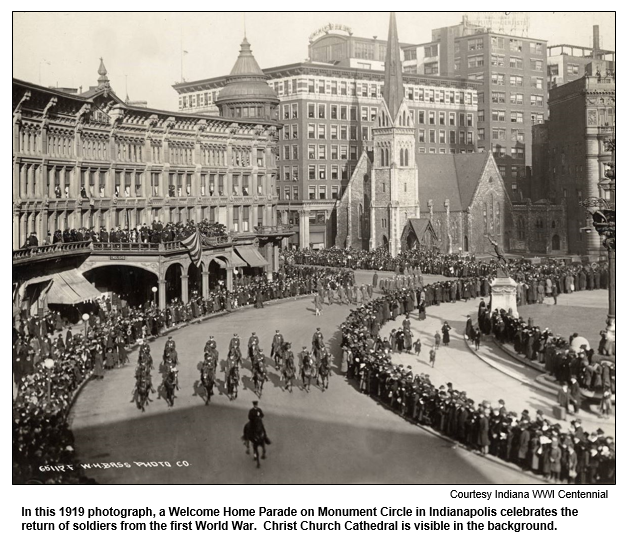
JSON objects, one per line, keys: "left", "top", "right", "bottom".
{"left": 335, "top": 13, "right": 512, "bottom": 256}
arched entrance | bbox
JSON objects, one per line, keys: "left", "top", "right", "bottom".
{"left": 207, "top": 257, "right": 227, "bottom": 289}
{"left": 84, "top": 265, "right": 158, "bottom": 308}
{"left": 188, "top": 262, "right": 202, "bottom": 300}
{"left": 552, "top": 234, "right": 561, "bottom": 251}
{"left": 165, "top": 263, "right": 183, "bottom": 303}
{"left": 382, "top": 234, "right": 389, "bottom": 250}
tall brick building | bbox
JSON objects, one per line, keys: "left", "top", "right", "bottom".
{"left": 402, "top": 17, "right": 547, "bottom": 200}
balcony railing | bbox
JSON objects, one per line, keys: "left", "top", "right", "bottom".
{"left": 254, "top": 224, "right": 295, "bottom": 235}
{"left": 13, "top": 241, "right": 92, "bottom": 263}
{"left": 92, "top": 236, "right": 232, "bottom": 254}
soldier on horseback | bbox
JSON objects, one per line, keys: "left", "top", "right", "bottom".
{"left": 317, "top": 348, "right": 332, "bottom": 391}
{"left": 300, "top": 346, "right": 314, "bottom": 392}
{"left": 251, "top": 348, "right": 269, "bottom": 397}
{"left": 248, "top": 332, "right": 259, "bottom": 364}
{"left": 311, "top": 327, "right": 325, "bottom": 365}
{"left": 271, "top": 330, "right": 284, "bottom": 368}
{"left": 229, "top": 333, "right": 242, "bottom": 367}
{"left": 281, "top": 342, "right": 296, "bottom": 392}
{"left": 243, "top": 401, "right": 270, "bottom": 467}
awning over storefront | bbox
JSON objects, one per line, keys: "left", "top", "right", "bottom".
{"left": 46, "top": 270, "right": 102, "bottom": 305}
{"left": 230, "top": 250, "right": 247, "bottom": 269}
{"left": 209, "top": 252, "right": 247, "bottom": 269}
{"left": 235, "top": 246, "right": 268, "bottom": 268}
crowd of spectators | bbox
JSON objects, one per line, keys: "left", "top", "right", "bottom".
{"left": 12, "top": 265, "right": 354, "bottom": 484}
{"left": 340, "top": 283, "right": 615, "bottom": 484}
{"left": 23, "top": 219, "right": 227, "bottom": 248}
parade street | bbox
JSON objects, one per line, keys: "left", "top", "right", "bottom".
{"left": 70, "top": 272, "right": 547, "bottom": 484}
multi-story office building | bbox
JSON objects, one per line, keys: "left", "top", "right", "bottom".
{"left": 547, "top": 25, "right": 615, "bottom": 89}
{"left": 401, "top": 18, "right": 547, "bottom": 200}
{"left": 174, "top": 33, "right": 479, "bottom": 248}
{"left": 540, "top": 73, "right": 615, "bottom": 257}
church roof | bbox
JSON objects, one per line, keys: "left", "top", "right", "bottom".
{"left": 418, "top": 152, "right": 490, "bottom": 212}
{"left": 382, "top": 12, "right": 404, "bottom": 120}
{"left": 406, "top": 218, "right": 437, "bottom": 240}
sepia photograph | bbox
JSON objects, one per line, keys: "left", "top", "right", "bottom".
{"left": 12, "top": 11, "right": 615, "bottom": 485}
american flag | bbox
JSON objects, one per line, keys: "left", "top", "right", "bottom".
{"left": 181, "top": 230, "right": 202, "bottom": 268}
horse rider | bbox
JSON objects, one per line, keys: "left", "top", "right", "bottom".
{"left": 248, "top": 400, "right": 270, "bottom": 443}
{"left": 271, "top": 330, "right": 284, "bottom": 361}
{"left": 248, "top": 332, "right": 260, "bottom": 362}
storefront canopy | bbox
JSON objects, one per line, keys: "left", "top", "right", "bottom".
{"left": 235, "top": 246, "right": 268, "bottom": 268}
{"left": 22, "top": 270, "right": 102, "bottom": 305}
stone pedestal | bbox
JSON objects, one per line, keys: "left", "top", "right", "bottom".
{"left": 489, "top": 276, "right": 518, "bottom": 317}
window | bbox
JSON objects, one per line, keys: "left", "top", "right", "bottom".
{"left": 491, "top": 73, "right": 505, "bottom": 86}
{"left": 318, "top": 165, "right": 326, "bottom": 180}
{"left": 308, "top": 103, "right": 315, "bottom": 118}
{"left": 459, "top": 131, "right": 466, "bottom": 145}
{"left": 308, "top": 185, "right": 316, "bottom": 199}
{"left": 511, "top": 166, "right": 519, "bottom": 179}
{"left": 492, "top": 144, "right": 505, "bottom": 158}
{"left": 531, "top": 59, "right": 543, "bottom": 71}
{"left": 308, "top": 165, "right": 316, "bottom": 180}
{"left": 370, "top": 107, "right": 378, "bottom": 122}
{"left": 429, "top": 130, "right": 436, "bottom": 143}
{"left": 511, "top": 147, "right": 524, "bottom": 159}
{"left": 340, "top": 81, "right": 347, "bottom": 96}
{"left": 449, "top": 131, "right": 456, "bottom": 144}
{"left": 439, "top": 112, "right": 445, "bottom": 125}
{"left": 257, "top": 174, "right": 264, "bottom": 194}
{"left": 531, "top": 112, "right": 544, "bottom": 124}
{"left": 509, "top": 75, "right": 523, "bottom": 87}
{"left": 318, "top": 124, "right": 326, "bottom": 139}
{"left": 292, "top": 145, "right": 298, "bottom": 160}
{"left": 510, "top": 111, "right": 523, "bottom": 123}
{"left": 308, "top": 124, "right": 316, "bottom": 138}
{"left": 284, "top": 145, "right": 290, "bottom": 161}
{"left": 283, "top": 105, "right": 291, "bottom": 120}
{"left": 331, "top": 145, "right": 338, "bottom": 160}
{"left": 318, "top": 104, "right": 326, "bottom": 118}
{"left": 467, "top": 131, "right": 473, "bottom": 145}
{"left": 449, "top": 112, "right": 456, "bottom": 125}
{"left": 511, "top": 129, "right": 525, "bottom": 142}
{"left": 350, "top": 106, "right": 357, "bottom": 120}
{"left": 318, "top": 145, "right": 326, "bottom": 160}
{"left": 491, "top": 91, "right": 506, "bottom": 103}
{"left": 340, "top": 106, "right": 347, "bottom": 120}
{"left": 350, "top": 146, "right": 357, "bottom": 160}
{"left": 318, "top": 80, "right": 325, "bottom": 94}
{"left": 439, "top": 130, "right": 446, "bottom": 144}
{"left": 418, "top": 110, "right": 425, "bottom": 124}
{"left": 428, "top": 111, "right": 435, "bottom": 125}
{"left": 478, "top": 92, "right": 484, "bottom": 103}
{"left": 308, "top": 144, "right": 316, "bottom": 159}
{"left": 510, "top": 93, "right": 524, "bottom": 105}
{"left": 418, "top": 129, "right": 426, "bottom": 143}
{"left": 491, "top": 54, "right": 505, "bottom": 66}
{"left": 468, "top": 37, "right": 483, "bottom": 51}
{"left": 291, "top": 104, "right": 298, "bottom": 118}
{"left": 467, "top": 114, "right": 473, "bottom": 127}
{"left": 492, "top": 128, "right": 506, "bottom": 140}
{"left": 330, "top": 81, "right": 338, "bottom": 95}
{"left": 361, "top": 107, "right": 368, "bottom": 121}
{"left": 341, "top": 164, "right": 348, "bottom": 180}
{"left": 331, "top": 185, "right": 339, "bottom": 199}
{"left": 425, "top": 62, "right": 438, "bottom": 75}
{"left": 491, "top": 36, "right": 505, "bottom": 49}
{"left": 531, "top": 42, "right": 543, "bottom": 55}
{"left": 318, "top": 185, "right": 327, "bottom": 199}
{"left": 350, "top": 126, "right": 357, "bottom": 140}
{"left": 232, "top": 206, "right": 240, "bottom": 233}
{"left": 478, "top": 128, "right": 485, "bottom": 141}
{"left": 292, "top": 185, "right": 299, "bottom": 200}
{"left": 340, "top": 146, "right": 348, "bottom": 160}
{"left": 361, "top": 127, "right": 369, "bottom": 140}
{"left": 509, "top": 57, "right": 523, "bottom": 70}
{"left": 340, "top": 125, "right": 348, "bottom": 140}
{"left": 331, "top": 165, "right": 339, "bottom": 180}
{"left": 242, "top": 175, "right": 250, "bottom": 196}
{"left": 218, "top": 174, "right": 225, "bottom": 195}
{"left": 292, "top": 167, "right": 299, "bottom": 182}
{"left": 468, "top": 55, "right": 484, "bottom": 68}
{"left": 424, "top": 44, "right": 438, "bottom": 57}
{"left": 454, "top": 59, "right": 460, "bottom": 72}
{"left": 498, "top": 165, "right": 506, "bottom": 177}
{"left": 509, "top": 39, "right": 522, "bottom": 52}
{"left": 531, "top": 94, "right": 543, "bottom": 106}
{"left": 567, "top": 64, "right": 580, "bottom": 76}
{"left": 532, "top": 77, "right": 544, "bottom": 89}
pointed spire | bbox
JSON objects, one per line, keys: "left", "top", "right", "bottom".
{"left": 97, "top": 57, "right": 110, "bottom": 89}
{"left": 383, "top": 12, "right": 404, "bottom": 120}
{"left": 229, "top": 36, "right": 264, "bottom": 76}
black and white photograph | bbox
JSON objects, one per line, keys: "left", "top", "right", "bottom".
{"left": 12, "top": 11, "right": 616, "bottom": 486}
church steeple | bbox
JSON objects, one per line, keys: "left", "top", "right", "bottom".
{"left": 97, "top": 58, "right": 110, "bottom": 90}
{"left": 383, "top": 12, "right": 404, "bottom": 120}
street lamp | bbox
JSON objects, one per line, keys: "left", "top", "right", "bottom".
{"left": 82, "top": 313, "right": 90, "bottom": 338}
{"left": 151, "top": 286, "right": 158, "bottom": 307}
{"left": 43, "top": 358, "right": 55, "bottom": 404}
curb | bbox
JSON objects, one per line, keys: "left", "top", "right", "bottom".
{"left": 490, "top": 335, "right": 547, "bottom": 374}
{"left": 346, "top": 377, "right": 550, "bottom": 484}
{"left": 463, "top": 337, "right": 556, "bottom": 396}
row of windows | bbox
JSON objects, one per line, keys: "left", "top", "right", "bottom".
{"left": 490, "top": 73, "right": 544, "bottom": 89}
{"left": 418, "top": 129, "right": 475, "bottom": 145}
{"left": 482, "top": 91, "right": 544, "bottom": 106}
{"left": 485, "top": 110, "right": 544, "bottom": 124}
{"left": 417, "top": 148, "right": 476, "bottom": 154}
{"left": 490, "top": 128, "right": 526, "bottom": 142}
{"left": 459, "top": 52, "right": 544, "bottom": 71}
{"left": 492, "top": 144, "right": 525, "bottom": 159}
{"left": 279, "top": 163, "right": 354, "bottom": 182}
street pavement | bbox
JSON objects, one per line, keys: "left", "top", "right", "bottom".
{"left": 70, "top": 272, "right": 542, "bottom": 484}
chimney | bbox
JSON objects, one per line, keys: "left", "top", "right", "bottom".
{"left": 593, "top": 25, "right": 600, "bottom": 57}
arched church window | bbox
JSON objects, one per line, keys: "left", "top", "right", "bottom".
{"left": 385, "top": 148, "right": 389, "bottom": 166}
{"left": 404, "top": 148, "right": 409, "bottom": 167}
{"left": 358, "top": 204, "right": 363, "bottom": 239}
{"left": 380, "top": 148, "right": 385, "bottom": 167}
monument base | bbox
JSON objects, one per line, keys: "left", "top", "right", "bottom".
{"left": 489, "top": 276, "right": 519, "bottom": 318}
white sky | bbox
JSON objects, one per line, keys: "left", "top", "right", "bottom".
{"left": 13, "top": 11, "right": 615, "bottom": 111}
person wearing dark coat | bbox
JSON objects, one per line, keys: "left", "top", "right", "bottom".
{"left": 477, "top": 409, "right": 490, "bottom": 454}
{"left": 569, "top": 377, "right": 582, "bottom": 414}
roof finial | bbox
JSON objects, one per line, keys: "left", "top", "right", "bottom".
{"left": 383, "top": 12, "right": 404, "bottom": 120}
{"left": 97, "top": 58, "right": 110, "bottom": 89}
{"left": 243, "top": 12, "right": 247, "bottom": 38}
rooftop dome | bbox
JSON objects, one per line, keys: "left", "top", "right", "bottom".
{"left": 216, "top": 37, "right": 278, "bottom": 107}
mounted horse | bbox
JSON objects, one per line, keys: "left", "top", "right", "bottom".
{"left": 317, "top": 352, "right": 331, "bottom": 391}
{"left": 227, "top": 365, "right": 239, "bottom": 401}
{"left": 242, "top": 417, "right": 268, "bottom": 468}
{"left": 281, "top": 345, "right": 296, "bottom": 393}
{"left": 252, "top": 359, "right": 269, "bottom": 398}
{"left": 134, "top": 375, "right": 151, "bottom": 412}
{"left": 301, "top": 352, "right": 314, "bottom": 392}
{"left": 200, "top": 360, "right": 216, "bottom": 405}
{"left": 163, "top": 367, "right": 179, "bottom": 407}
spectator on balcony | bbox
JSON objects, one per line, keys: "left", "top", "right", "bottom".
{"left": 27, "top": 232, "right": 39, "bottom": 247}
